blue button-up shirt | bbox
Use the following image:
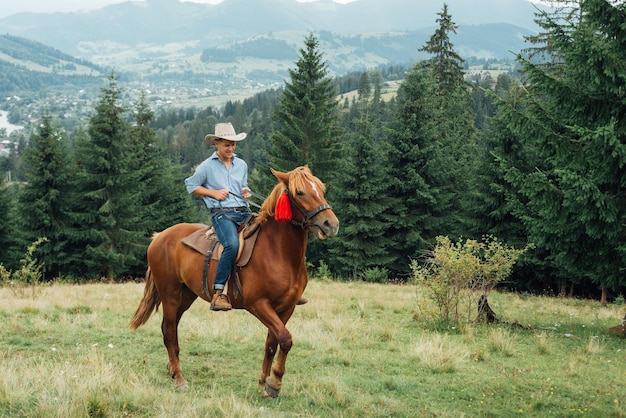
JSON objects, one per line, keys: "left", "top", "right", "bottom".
{"left": 184, "top": 151, "right": 249, "bottom": 210}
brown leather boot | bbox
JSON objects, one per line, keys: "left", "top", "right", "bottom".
{"left": 210, "top": 289, "right": 232, "bottom": 311}
{"left": 297, "top": 297, "right": 308, "bottom": 305}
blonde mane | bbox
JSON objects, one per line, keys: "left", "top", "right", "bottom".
{"left": 255, "top": 166, "right": 326, "bottom": 224}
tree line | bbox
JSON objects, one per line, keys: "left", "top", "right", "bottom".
{"left": 1, "top": 0, "right": 624, "bottom": 302}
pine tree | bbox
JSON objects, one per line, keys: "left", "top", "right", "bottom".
{"left": 129, "top": 92, "right": 196, "bottom": 236}
{"left": 18, "top": 111, "right": 72, "bottom": 279}
{"left": 0, "top": 179, "right": 21, "bottom": 270}
{"left": 267, "top": 33, "right": 343, "bottom": 269}
{"left": 496, "top": 0, "right": 626, "bottom": 299}
{"left": 385, "top": 5, "right": 478, "bottom": 276}
{"left": 418, "top": 3, "right": 465, "bottom": 92}
{"left": 269, "top": 33, "right": 341, "bottom": 185}
{"left": 385, "top": 69, "right": 442, "bottom": 274}
{"left": 328, "top": 73, "right": 399, "bottom": 279}
{"left": 66, "top": 72, "right": 145, "bottom": 279}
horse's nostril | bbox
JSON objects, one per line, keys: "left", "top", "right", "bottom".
{"left": 323, "top": 219, "right": 339, "bottom": 235}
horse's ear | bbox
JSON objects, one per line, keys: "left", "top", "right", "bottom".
{"left": 270, "top": 168, "right": 290, "bottom": 184}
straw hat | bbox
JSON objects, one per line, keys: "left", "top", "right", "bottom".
{"left": 205, "top": 122, "right": 247, "bottom": 143}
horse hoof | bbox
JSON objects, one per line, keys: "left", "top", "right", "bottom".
{"left": 262, "top": 375, "right": 281, "bottom": 398}
{"left": 175, "top": 382, "right": 189, "bottom": 392}
{"left": 262, "top": 385, "right": 280, "bottom": 399}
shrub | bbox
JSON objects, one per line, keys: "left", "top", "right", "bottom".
{"left": 411, "top": 235, "right": 528, "bottom": 325}
{"left": 312, "top": 260, "right": 333, "bottom": 280}
{"left": 0, "top": 237, "right": 49, "bottom": 298}
{"left": 361, "top": 267, "right": 389, "bottom": 283}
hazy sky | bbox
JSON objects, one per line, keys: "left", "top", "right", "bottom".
{"left": 0, "top": 0, "right": 355, "bottom": 19}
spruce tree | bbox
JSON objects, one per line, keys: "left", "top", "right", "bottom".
{"left": 328, "top": 73, "right": 399, "bottom": 279}
{"left": 418, "top": 3, "right": 465, "bottom": 92}
{"left": 66, "top": 72, "right": 144, "bottom": 279}
{"left": 269, "top": 33, "right": 341, "bottom": 186}
{"left": 496, "top": 0, "right": 626, "bottom": 299}
{"left": 385, "top": 69, "right": 441, "bottom": 274}
{"left": 385, "top": 5, "right": 478, "bottom": 276}
{"left": 18, "top": 111, "right": 72, "bottom": 279}
{"left": 422, "top": 3, "right": 479, "bottom": 240}
{"left": 471, "top": 81, "right": 558, "bottom": 293}
{"left": 129, "top": 92, "right": 196, "bottom": 235}
{"left": 0, "top": 179, "right": 21, "bottom": 270}
{"left": 266, "top": 33, "right": 343, "bottom": 270}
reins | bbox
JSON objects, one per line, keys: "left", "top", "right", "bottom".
{"left": 229, "top": 190, "right": 263, "bottom": 210}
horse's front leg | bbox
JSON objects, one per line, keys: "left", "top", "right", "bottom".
{"left": 262, "top": 325, "right": 292, "bottom": 399}
{"left": 258, "top": 330, "right": 278, "bottom": 388}
{"left": 249, "top": 301, "right": 295, "bottom": 398}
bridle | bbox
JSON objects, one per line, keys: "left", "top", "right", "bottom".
{"left": 284, "top": 188, "right": 333, "bottom": 229}
{"left": 229, "top": 188, "right": 333, "bottom": 230}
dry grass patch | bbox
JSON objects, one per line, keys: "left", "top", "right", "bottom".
{"left": 535, "top": 331, "right": 552, "bottom": 355}
{"left": 487, "top": 328, "right": 517, "bottom": 356}
{"left": 413, "top": 333, "right": 470, "bottom": 373}
{"left": 582, "top": 335, "right": 604, "bottom": 356}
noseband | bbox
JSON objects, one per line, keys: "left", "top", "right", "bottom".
{"left": 286, "top": 189, "right": 333, "bottom": 229}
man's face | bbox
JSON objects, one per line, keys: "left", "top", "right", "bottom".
{"left": 215, "top": 139, "right": 237, "bottom": 160}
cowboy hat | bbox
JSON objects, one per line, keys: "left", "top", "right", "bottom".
{"left": 205, "top": 122, "right": 247, "bottom": 143}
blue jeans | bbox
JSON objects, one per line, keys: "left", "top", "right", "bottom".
{"left": 211, "top": 210, "right": 250, "bottom": 290}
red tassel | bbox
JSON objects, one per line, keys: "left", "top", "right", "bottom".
{"left": 275, "top": 191, "right": 292, "bottom": 222}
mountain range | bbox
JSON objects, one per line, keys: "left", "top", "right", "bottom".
{"left": 0, "top": 0, "right": 542, "bottom": 53}
{"left": 0, "top": 0, "right": 547, "bottom": 106}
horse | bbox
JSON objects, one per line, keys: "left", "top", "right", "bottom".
{"left": 129, "top": 166, "right": 339, "bottom": 398}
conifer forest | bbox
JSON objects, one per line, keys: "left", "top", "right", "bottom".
{"left": 1, "top": 1, "right": 625, "bottom": 303}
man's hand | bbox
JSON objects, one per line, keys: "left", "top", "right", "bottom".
{"left": 213, "top": 189, "right": 229, "bottom": 200}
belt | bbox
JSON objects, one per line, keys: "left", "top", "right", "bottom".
{"left": 210, "top": 206, "right": 249, "bottom": 214}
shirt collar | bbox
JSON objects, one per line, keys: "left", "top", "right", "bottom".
{"left": 210, "top": 151, "right": 238, "bottom": 162}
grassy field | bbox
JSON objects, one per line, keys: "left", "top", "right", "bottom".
{"left": 0, "top": 280, "right": 624, "bottom": 417}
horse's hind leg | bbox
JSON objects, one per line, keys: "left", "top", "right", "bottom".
{"left": 161, "top": 286, "right": 197, "bottom": 391}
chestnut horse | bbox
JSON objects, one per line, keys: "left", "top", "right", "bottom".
{"left": 129, "top": 166, "right": 339, "bottom": 397}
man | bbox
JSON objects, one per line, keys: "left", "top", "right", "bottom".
{"left": 185, "top": 122, "right": 251, "bottom": 311}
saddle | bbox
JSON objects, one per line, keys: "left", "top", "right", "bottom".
{"left": 181, "top": 216, "right": 261, "bottom": 298}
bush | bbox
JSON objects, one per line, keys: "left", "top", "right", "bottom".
{"left": 411, "top": 235, "right": 528, "bottom": 325}
{"left": 0, "top": 237, "right": 49, "bottom": 298}
{"left": 312, "top": 260, "right": 333, "bottom": 280}
{"left": 361, "top": 267, "right": 389, "bottom": 283}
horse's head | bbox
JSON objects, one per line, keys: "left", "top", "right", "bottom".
{"left": 263, "top": 166, "right": 339, "bottom": 240}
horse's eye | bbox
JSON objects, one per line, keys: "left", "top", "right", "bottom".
{"left": 296, "top": 190, "right": 305, "bottom": 196}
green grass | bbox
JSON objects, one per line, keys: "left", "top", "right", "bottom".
{"left": 0, "top": 281, "right": 624, "bottom": 417}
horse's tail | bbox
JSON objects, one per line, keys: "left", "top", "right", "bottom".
{"left": 129, "top": 266, "right": 161, "bottom": 330}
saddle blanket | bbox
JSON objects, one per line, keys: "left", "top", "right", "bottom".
{"left": 181, "top": 226, "right": 222, "bottom": 260}
{"left": 181, "top": 222, "right": 260, "bottom": 267}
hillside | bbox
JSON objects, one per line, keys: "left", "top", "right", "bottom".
{"left": 0, "top": 0, "right": 541, "bottom": 55}
{"left": 0, "top": 35, "right": 105, "bottom": 94}
{"left": 0, "top": 0, "right": 543, "bottom": 112}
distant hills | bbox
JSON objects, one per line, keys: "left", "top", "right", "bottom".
{"left": 0, "top": 34, "right": 106, "bottom": 94}
{"left": 0, "top": 0, "right": 546, "bottom": 101}
{"left": 0, "top": 0, "right": 542, "bottom": 53}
